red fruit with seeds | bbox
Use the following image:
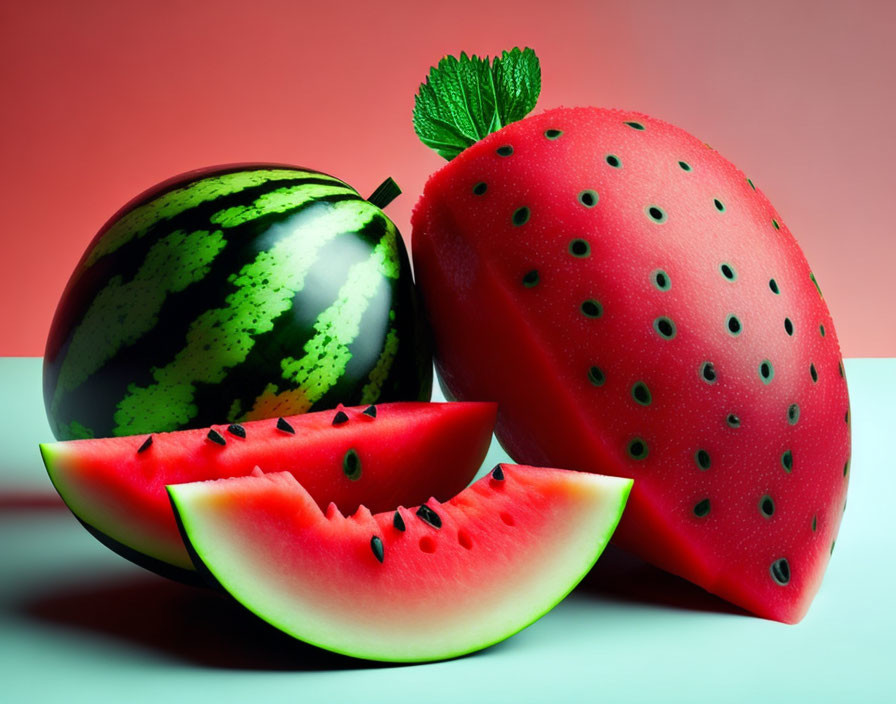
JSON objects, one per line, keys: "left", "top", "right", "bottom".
{"left": 410, "top": 49, "right": 850, "bottom": 623}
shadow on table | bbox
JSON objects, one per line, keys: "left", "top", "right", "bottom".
{"left": 576, "top": 543, "right": 748, "bottom": 617}
{"left": 21, "top": 572, "right": 452, "bottom": 671}
{"left": 0, "top": 491, "right": 66, "bottom": 511}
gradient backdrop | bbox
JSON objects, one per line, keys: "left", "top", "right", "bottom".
{"left": 1, "top": 0, "right": 892, "bottom": 357}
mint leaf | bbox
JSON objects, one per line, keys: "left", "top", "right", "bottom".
{"left": 413, "top": 48, "right": 541, "bottom": 160}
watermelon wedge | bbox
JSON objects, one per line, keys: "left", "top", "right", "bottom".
{"left": 168, "top": 464, "right": 632, "bottom": 662}
{"left": 40, "top": 402, "right": 496, "bottom": 584}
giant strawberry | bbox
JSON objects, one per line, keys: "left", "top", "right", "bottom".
{"left": 410, "top": 48, "right": 850, "bottom": 623}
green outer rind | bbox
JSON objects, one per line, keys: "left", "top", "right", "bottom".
{"left": 168, "top": 467, "right": 633, "bottom": 663}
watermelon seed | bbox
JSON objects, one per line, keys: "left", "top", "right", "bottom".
{"left": 581, "top": 299, "right": 603, "bottom": 318}
{"left": 569, "top": 238, "right": 591, "bottom": 257}
{"left": 624, "top": 121, "right": 645, "bottom": 130}
{"left": 693, "top": 499, "right": 711, "bottom": 518}
{"left": 788, "top": 403, "right": 800, "bottom": 425}
{"left": 416, "top": 504, "right": 442, "bottom": 529}
{"left": 491, "top": 466, "right": 505, "bottom": 481}
{"left": 782, "top": 450, "right": 793, "bottom": 473}
{"left": 472, "top": 182, "right": 488, "bottom": 196}
{"left": 588, "top": 366, "right": 606, "bottom": 386}
{"left": 496, "top": 145, "right": 514, "bottom": 157}
{"left": 362, "top": 405, "right": 377, "bottom": 418}
{"left": 839, "top": 360, "right": 845, "bottom": 378}
{"left": 810, "top": 363, "right": 818, "bottom": 382}
{"left": 770, "top": 558, "right": 790, "bottom": 585}
{"left": 227, "top": 423, "right": 246, "bottom": 438}
{"left": 747, "top": 177, "right": 756, "bottom": 191}
{"left": 137, "top": 436, "right": 153, "bottom": 453}
{"left": 678, "top": 160, "right": 692, "bottom": 171}
{"left": 772, "top": 218, "right": 781, "bottom": 231}
{"left": 719, "top": 263, "right": 737, "bottom": 281}
{"left": 343, "top": 449, "right": 362, "bottom": 480}
{"left": 512, "top": 206, "right": 530, "bottom": 226}
{"left": 206, "top": 429, "right": 226, "bottom": 446}
{"left": 522, "top": 270, "right": 539, "bottom": 287}
{"left": 714, "top": 198, "right": 726, "bottom": 212}
{"left": 845, "top": 408, "right": 850, "bottom": 424}
{"left": 578, "top": 190, "right": 599, "bottom": 208}
{"left": 393, "top": 511, "right": 406, "bottom": 531}
{"left": 645, "top": 205, "right": 667, "bottom": 223}
{"left": 812, "top": 515, "right": 817, "bottom": 532}
{"left": 726, "top": 314, "right": 742, "bottom": 336}
{"left": 606, "top": 154, "right": 622, "bottom": 168}
{"left": 695, "top": 449, "right": 711, "bottom": 471}
{"left": 820, "top": 324, "right": 826, "bottom": 337}
{"left": 627, "top": 438, "right": 648, "bottom": 460}
{"left": 654, "top": 317, "right": 676, "bottom": 339}
{"left": 700, "top": 361, "right": 717, "bottom": 384}
{"left": 844, "top": 460, "right": 850, "bottom": 477}
{"left": 652, "top": 269, "right": 671, "bottom": 291}
{"left": 784, "top": 318, "right": 794, "bottom": 336}
{"left": 632, "top": 382, "right": 652, "bottom": 406}
{"left": 759, "top": 495, "right": 775, "bottom": 518}
{"left": 830, "top": 540, "right": 836, "bottom": 555}
{"left": 500, "top": 511, "right": 516, "bottom": 526}
{"left": 544, "top": 129, "right": 563, "bottom": 139}
{"left": 458, "top": 529, "right": 473, "bottom": 550}
{"left": 810, "top": 272, "right": 823, "bottom": 298}
{"left": 726, "top": 414, "right": 741, "bottom": 428}
{"left": 276, "top": 417, "right": 295, "bottom": 434}
{"left": 332, "top": 410, "right": 349, "bottom": 425}
{"left": 419, "top": 536, "right": 436, "bottom": 553}
{"left": 769, "top": 278, "right": 780, "bottom": 294}
{"left": 370, "top": 536, "right": 384, "bottom": 563}
{"left": 760, "top": 360, "right": 774, "bottom": 384}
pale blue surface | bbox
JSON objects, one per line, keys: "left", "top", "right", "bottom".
{"left": 1, "top": 358, "right": 894, "bottom": 703}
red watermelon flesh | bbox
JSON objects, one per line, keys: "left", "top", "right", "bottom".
{"left": 41, "top": 401, "right": 497, "bottom": 582}
{"left": 412, "top": 107, "right": 850, "bottom": 623}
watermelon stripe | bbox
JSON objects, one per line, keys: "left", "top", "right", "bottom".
{"left": 361, "top": 315, "right": 400, "bottom": 404}
{"left": 110, "top": 199, "right": 384, "bottom": 435}
{"left": 210, "top": 182, "right": 360, "bottom": 228}
{"left": 85, "top": 169, "right": 343, "bottom": 267}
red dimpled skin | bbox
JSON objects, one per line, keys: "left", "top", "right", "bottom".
{"left": 412, "top": 107, "right": 851, "bottom": 623}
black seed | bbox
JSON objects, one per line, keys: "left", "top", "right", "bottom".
{"left": 693, "top": 499, "right": 711, "bottom": 517}
{"left": 846, "top": 408, "right": 850, "bottom": 424}
{"left": 695, "top": 449, "right": 711, "bottom": 471}
{"left": 393, "top": 511, "right": 406, "bottom": 531}
{"left": 569, "top": 238, "right": 590, "bottom": 257}
{"left": 782, "top": 450, "right": 793, "bottom": 473}
{"left": 491, "top": 466, "right": 505, "bottom": 481}
{"left": 581, "top": 299, "right": 603, "bottom": 318}
{"left": 628, "top": 438, "right": 648, "bottom": 460}
{"left": 839, "top": 360, "right": 845, "bottom": 378}
{"left": 343, "top": 449, "right": 361, "bottom": 480}
{"left": 844, "top": 460, "right": 850, "bottom": 477}
{"left": 726, "top": 414, "right": 741, "bottom": 428}
{"left": 812, "top": 515, "right": 817, "bottom": 531}
{"left": 769, "top": 278, "right": 780, "bottom": 294}
{"left": 654, "top": 317, "right": 676, "bottom": 339}
{"left": 760, "top": 360, "right": 774, "bottom": 383}
{"left": 701, "top": 361, "right": 717, "bottom": 383}
{"left": 370, "top": 536, "right": 384, "bottom": 563}
{"left": 496, "top": 145, "right": 513, "bottom": 157}
{"left": 785, "top": 318, "right": 794, "bottom": 336}
{"left": 652, "top": 269, "right": 671, "bottom": 290}
{"left": 678, "top": 160, "right": 692, "bottom": 171}
{"left": 472, "top": 182, "right": 488, "bottom": 196}
{"left": 788, "top": 403, "right": 800, "bottom": 425}
{"left": 137, "top": 436, "right": 153, "bottom": 454}
{"left": 206, "top": 428, "right": 226, "bottom": 446}
{"left": 632, "top": 382, "right": 652, "bottom": 406}
{"left": 522, "top": 269, "right": 539, "bottom": 287}
{"left": 416, "top": 504, "right": 442, "bottom": 529}
{"left": 726, "top": 315, "right": 742, "bottom": 335}
{"left": 820, "top": 324, "right": 826, "bottom": 337}
{"left": 362, "top": 405, "right": 377, "bottom": 418}
{"left": 625, "top": 121, "right": 645, "bottom": 130}
{"left": 646, "top": 205, "right": 667, "bottom": 223}
{"left": 772, "top": 218, "right": 780, "bottom": 230}
{"left": 512, "top": 206, "right": 530, "bottom": 226}
{"left": 810, "top": 363, "right": 818, "bottom": 382}
{"left": 544, "top": 129, "right": 563, "bottom": 139}
{"left": 714, "top": 198, "right": 726, "bottom": 212}
{"left": 578, "top": 190, "right": 599, "bottom": 208}
{"left": 720, "top": 263, "right": 736, "bottom": 280}
{"left": 760, "top": 495, "right": 775, "bottom": 518}
{"left": 227, "top": 423, "right": 246, "bottom": 438}
{"left": 588, "top": 366, "right": 605, "bottom": 386}
{"left": 332, "top": 410, "right": 349, "bottom": 425}
{"left": 606, "top": 154, "right": 621, "bottom": 168}
{"left": 277, "top": 417, "right": 295, "bottom": 434}
{"left": 770, "top": 558, "right": 790, "bottom": 585}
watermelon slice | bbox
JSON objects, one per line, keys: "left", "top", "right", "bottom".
{"left": 40, "top": 401, "right": 496, "bottom": 584}
{"left": 168, "top": 464, "right": 632, "bottom": 662}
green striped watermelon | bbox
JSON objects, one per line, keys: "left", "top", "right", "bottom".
{"left": 44, "top": 164, "right": 432, "bottom": 440}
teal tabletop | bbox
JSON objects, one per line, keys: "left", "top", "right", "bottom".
{"left": 1, "top": 358, "right": 893, "bottom": 703}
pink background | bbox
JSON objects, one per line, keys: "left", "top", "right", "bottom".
{"left": 1, "top": 0, "right": 892, "bottom": 357}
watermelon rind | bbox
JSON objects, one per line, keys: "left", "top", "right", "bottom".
{"left": 168, "top": 465, "right": 632, "bottom": 662}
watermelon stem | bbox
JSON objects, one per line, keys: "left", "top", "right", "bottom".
{"left": 367, "top": 177, "right": 402, "bottom": 210}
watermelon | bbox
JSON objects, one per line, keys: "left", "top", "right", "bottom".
{"left": 44, "top": 164, "right": 432, "bottom": 441}
{"left": 168, "top": 464, "right": 632, "bottom": 662}
{"left": 40, "top": 401, "right": 496, "bottom": 584}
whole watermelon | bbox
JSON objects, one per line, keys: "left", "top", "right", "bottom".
{"left": 44, "top": 164, "right": 432, "bottom": 440}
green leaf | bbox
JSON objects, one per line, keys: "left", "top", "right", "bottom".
{"left": 413, "top": 48, "right": 541, "bottom": 160}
